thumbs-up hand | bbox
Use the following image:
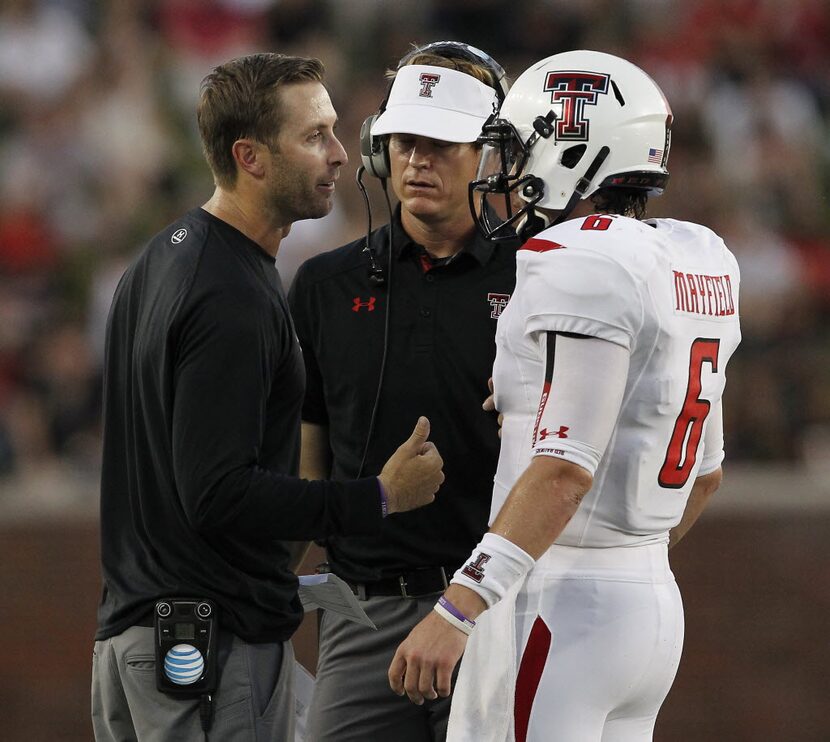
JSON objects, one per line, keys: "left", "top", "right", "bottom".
{"left": 378, "top": 417, "right": 444, "bottom": 514}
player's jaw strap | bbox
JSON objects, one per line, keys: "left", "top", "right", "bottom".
{"left": 553, "top": 145, "right": 611, "bottom": 227}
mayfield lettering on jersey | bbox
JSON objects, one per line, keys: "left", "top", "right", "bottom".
{"left": 673, "top": 269, "right": 735, "bottom": 317}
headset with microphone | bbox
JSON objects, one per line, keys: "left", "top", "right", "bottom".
{"left": 360, "top": 41, "right": 510, "bottom": 182}
{"left": 356, "top": 41, "right": 509, "bottom": 286}
{"left": 354, "top": 41, "right": 509, "bottom": 476}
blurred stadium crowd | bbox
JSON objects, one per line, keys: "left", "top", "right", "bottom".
{"left": 0, "top": 0, "right": 828, "bottom": 512}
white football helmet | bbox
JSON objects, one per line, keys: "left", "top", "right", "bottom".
{"left": 471, "top": 50, "right": 673, "bottom": 240}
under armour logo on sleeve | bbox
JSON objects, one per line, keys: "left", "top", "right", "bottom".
{"left": 539, "top": 426, "right": 569, "bottom": 440}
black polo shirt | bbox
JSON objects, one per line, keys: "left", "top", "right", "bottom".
{"left": 289, "top": 209, "right": 518, "bottom": 582}
{"left": 96, "top": 207, "right": 384, "bottom": 643}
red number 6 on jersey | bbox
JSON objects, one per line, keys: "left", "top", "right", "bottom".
{"left": 658, "top": 338, "right": 721, "bottom": 489}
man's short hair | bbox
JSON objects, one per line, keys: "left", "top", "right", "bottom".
{"left": 197, "top": 53, "right": 324, "bottom": 188}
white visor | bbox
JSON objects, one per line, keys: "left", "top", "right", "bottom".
{"left": 371, "top": 65, "right": 498, "bottom": 143}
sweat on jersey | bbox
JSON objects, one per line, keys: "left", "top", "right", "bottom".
{"left": 492, "top": 214, "right": 741, "bottom": 547}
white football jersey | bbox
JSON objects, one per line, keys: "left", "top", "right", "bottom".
{"left": 492, "top": 214, "right": 741, "bottom": 547}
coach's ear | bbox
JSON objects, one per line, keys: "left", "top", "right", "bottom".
{"left": 232, "top": 138, "right": 266, "bottom": 179}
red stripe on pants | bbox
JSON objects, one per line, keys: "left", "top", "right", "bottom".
{"left": 514, "top": 616, "right": 552, "bottom": 742}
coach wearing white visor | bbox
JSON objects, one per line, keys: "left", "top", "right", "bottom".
{"left": 289, "top": 42, "right": 519, "bottom": 742}
{"left": 372, "top": 63, "right": 498, "bottom": 141}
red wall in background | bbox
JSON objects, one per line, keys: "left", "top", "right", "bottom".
{"left": 1, "top": 515, "right": 827, "bottom": 741}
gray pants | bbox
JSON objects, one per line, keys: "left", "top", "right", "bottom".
{"left": 308, "top": 595, "right": 454, "bottom": 742}
{"left": 92, "top": 626, "right": 294, "bottom": 741}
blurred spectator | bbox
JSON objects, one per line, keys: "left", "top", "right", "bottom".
{"left": 0, "top": 0, "right": 828, "bottom": 507}
{"left": 715, "top": 208, "right": 814, "bottom": 461}
{"left": 156, "top": 0, "right": 276, "bottom": 114}
{"left": 0, "top": 0, "right": 93, "bottom": 107}
{"left": 701, "top": 54, "right": 825, "bottom": 234}
{"left": 25, "top": 320, "right": 101, "bottom": 464}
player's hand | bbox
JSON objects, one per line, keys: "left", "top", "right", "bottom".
{"left": 378, "top": 417, "right": 444, "bottom": 514}
{"left": 388, "top": 610, "right": 468, "bottom": 704}
{"left": 482, "top": 377, "right": 504, "bottom": 438}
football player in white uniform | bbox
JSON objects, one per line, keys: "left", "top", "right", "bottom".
{"left": 388, "top": 50, "right": 741, "bottom": 741}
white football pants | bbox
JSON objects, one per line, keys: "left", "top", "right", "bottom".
{"left": 448, "top": 542, "right": 684, "bottom": 742}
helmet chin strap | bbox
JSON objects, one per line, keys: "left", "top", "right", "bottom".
{"left": 517, "top": 208, "right": 551, "bottom": 241}
{"left": 513, "top": 146, "right": 612, "bottom": 242}
{"left": 552, "top": 145, "right": 611, "bottom": 226}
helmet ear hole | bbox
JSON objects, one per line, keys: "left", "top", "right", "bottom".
{"left": 560, "top": 144, "right": 586, "bottom": 170}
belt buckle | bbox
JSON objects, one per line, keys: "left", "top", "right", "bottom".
{"left": 399, "top": 568, "right": 449, "bottom": 599}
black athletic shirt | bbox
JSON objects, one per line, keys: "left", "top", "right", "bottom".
{"left": 289, "top": 209, "right": 518, "bottom": 582}
{"left": 96, "top": 208, "right": 383, "bottom": 643}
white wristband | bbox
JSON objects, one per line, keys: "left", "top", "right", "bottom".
{"left": 451, "top": 532, "right": 535, "bottom": 608}
{"left": 433, "top": 601, "right": 474, "bottom": 636}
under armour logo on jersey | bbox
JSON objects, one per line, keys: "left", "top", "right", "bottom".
{"left": 539, "top": 426, "right": 569, "bottom": 440}
{"left": 487, "top": 292, "right": 510, "bottom": 319}
{"left": 171, "top": 228, "right": 188, "bottom": 244}
{"left": 352, "top": 296, "right": 376, "bottom": 312}
{"left": 419, "top": 72, "right": 441, "bottom": 97}
{"left": 461, "top": 552, "right": 491, "bottom": 583}
{"left": 543, "top": 71, "right": 610, "bottom": 141}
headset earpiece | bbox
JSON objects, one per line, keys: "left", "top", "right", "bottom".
{"left": 360, "top": 114, "right": 391, "bottom": 180}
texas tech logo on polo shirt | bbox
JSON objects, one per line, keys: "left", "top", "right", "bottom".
{"left": 488, "top": 292, "right": 510, "bottom": 319}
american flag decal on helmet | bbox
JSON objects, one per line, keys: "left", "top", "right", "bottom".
{"left": 648, "top": 147, "right": 663, "bottom": 164}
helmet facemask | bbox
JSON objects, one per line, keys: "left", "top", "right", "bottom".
{"left": 469, "top": 51, "right": 673, "bottom": 242}
{"left": 469, "top": 113, "right": 553, "bottom": 242}
{"left": 470, "top": 109, "right": 615, "bottom": 241}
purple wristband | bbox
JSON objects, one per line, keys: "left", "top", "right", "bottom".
{"left": 438, "top": 595, "right": 476, "bottom": 627}
{"left": 377, "top": 478, "right": 388, "bottom": 518}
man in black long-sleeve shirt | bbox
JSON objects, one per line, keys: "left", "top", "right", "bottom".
{"left": 91, "top": 53, "right": 444, "bottom": 742}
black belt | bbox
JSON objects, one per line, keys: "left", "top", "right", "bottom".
{"left": 347, "top": 566, "right": 452, "bottom": 600}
